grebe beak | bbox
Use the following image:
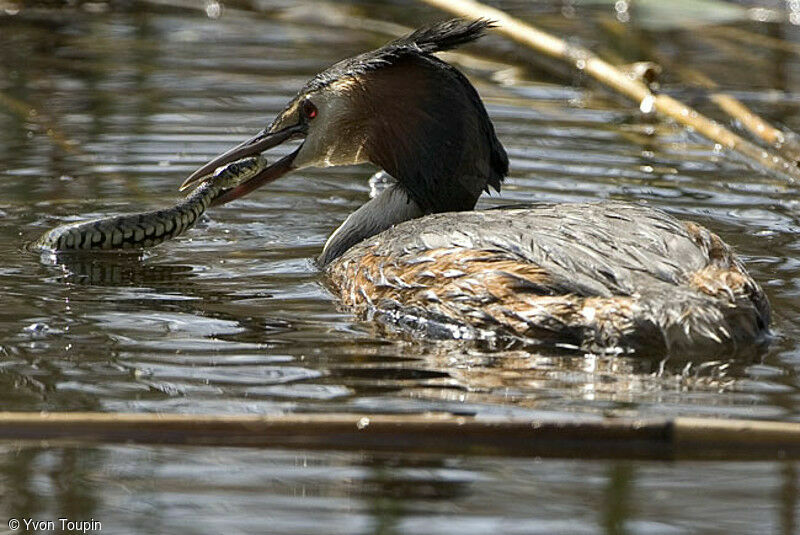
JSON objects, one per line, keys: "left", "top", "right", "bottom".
{"left": 180, "top": 122, "right": 306, "bottom": 206}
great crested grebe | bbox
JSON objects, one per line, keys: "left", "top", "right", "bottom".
{"left": 181, "top": 19, "right": 770, "bottom": 354}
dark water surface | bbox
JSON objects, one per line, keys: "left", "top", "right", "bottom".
{"left": 1, "top": 0, "right": 799, "bottom": 532}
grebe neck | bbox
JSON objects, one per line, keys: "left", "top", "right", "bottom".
{"left": 318, "top": 184, "right": 423, "bottom": 267}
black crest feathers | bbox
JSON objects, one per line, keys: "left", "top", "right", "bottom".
{"left": 302, "top": 19, "right": 494, "bottom": 93}
{"left": 394, "top": 18, "right": 494, "bottom": 54}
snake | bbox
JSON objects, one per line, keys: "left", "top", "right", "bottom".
{"left": 34, "top": 155, "right": 267, "bottom": 253}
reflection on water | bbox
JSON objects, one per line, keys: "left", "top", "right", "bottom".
{"left": 2, "top": 0, "right": 800, "bottom": 532}
{"left": 0, "top": 445, "right": 797, "bottom": 534}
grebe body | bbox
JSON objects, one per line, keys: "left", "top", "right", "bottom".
{"left": 326, "top": 202, "right": 768, "bottom": 353}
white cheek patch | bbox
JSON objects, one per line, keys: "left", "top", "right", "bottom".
{"left": 292, "top": 91, "right": 371, "bottom": 168}
{"left": 354, "top": 143, "right": 366, "bottom": 163}
{"left": 323, "top": 144, "right": 337, "bottom": 167}
{"left": 300, "top": 136, "right": 367, "bottom": 168}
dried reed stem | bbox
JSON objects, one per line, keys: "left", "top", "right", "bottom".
{"left": 598, "top": 16, "right": 800, "bottom": 162}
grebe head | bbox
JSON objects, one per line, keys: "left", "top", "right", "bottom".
{"left": 183, "top": 19, "right": 508, "bottom": 215}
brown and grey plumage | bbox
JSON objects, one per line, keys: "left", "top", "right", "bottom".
{"left": 183, "top": 19, "right": 770, "bottom": 354}
{"left": 327, "top": 202, "right": 768, "bottom": 353}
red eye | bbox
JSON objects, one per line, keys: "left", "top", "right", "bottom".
{"left": 303, "top": 100, "right": 318, "bottom": 120}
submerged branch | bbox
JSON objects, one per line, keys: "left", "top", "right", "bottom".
{"left": 0, "top": 90, "right": 80, "bottom": 155}
{"left": 417, "top": 0, "right": 800, "bottom": 182}
{"left": 0, "top": 412, "right": 799, "bottom": 460}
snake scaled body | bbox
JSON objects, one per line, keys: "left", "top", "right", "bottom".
{"left": 35, "top": 156, "right": 266, "bottom": 252}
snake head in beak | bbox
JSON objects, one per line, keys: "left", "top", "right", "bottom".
{"left": 179, "top": 118, "right": 307, "bottom": 206}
